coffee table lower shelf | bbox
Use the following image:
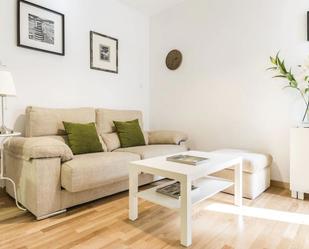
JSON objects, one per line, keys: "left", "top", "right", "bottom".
{"left": 136, "top": 176, "right": 233, "bottom": 209}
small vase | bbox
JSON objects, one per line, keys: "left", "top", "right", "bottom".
{"left": 300, "top": 103, "right": 309, "bottom": 127}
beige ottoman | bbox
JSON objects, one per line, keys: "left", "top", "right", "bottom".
{"left": 211, "top": 149, "right": 272, "bottom": 199}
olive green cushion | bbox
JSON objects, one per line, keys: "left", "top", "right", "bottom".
{"left": 63, "top": 122, "right": 103, "bottom": 155}
{"left": 113, "top": 119, "right": 146, "bottom": 148}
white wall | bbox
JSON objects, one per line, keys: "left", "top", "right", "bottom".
{"left": 0, "top": 0, "right": 150, "bottom": 132}
{"left": 150, "top": 0, "right": 309, "bottom": 182}
{"left": 1, "top": 0, "right": 308, "bottom": 183}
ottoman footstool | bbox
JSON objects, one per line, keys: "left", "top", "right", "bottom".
{"left": 211, "top": 149, "right": 272, "bottom": 199}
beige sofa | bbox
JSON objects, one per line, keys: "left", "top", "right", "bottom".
{"left": 4, "top": 107, "right": 188, "bottom": 219}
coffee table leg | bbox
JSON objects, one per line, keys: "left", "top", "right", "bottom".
{"left": 129, "top": 166, "right": 138, "bottom": 221}
{"left": 180, "top": 176, "right": 192, "bottom": 247}
{"left": 234, "top": 159, "right": 243, "bottom": 206}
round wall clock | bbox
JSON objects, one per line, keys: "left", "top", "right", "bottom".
{"left": 165, "top": 49, "right": 182, "bottom": 70}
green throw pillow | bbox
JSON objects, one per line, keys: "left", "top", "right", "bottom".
{"left": 113, "top": 119, "right": 145, "bottom": 148}
{"left": 63, "top": 122, "right": 103, "bottom": 155}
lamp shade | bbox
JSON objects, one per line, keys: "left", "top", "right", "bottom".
{"left": 0, "top": 71, "right": 16, "bottom": 96}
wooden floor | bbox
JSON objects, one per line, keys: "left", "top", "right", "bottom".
{"left": 0, "top": 185, "right": 309, "bottom": 249}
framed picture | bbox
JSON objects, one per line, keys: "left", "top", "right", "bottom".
{"left": 307, "top": 11, "right": 309, "bottom": 41}
{"left": 90, "top": 31, "right": 118, "bottom": 73}
{"left": 17, "top": 0, "right": 65, "bottom": 56}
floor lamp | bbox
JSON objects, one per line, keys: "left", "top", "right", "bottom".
{"left": 0, "top": 69, "right": 25, "bottom": 210}
{"left": 0, "top": 70, "right": 16, "bottom": 134}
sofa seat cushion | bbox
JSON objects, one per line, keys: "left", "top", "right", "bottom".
{"left": 61, "top": 152, "right": 140, "bottom": 192}
{"left": 212, "top": 149, "right": 272, "bottom": 173}
{"left": 114, "top": 144, "right": 187, "bottom": 159}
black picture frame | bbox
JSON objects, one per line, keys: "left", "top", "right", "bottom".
{"left": 90, "top": 31, "right": 118, "bottom": 74}
{"left": 17, "top": 0, "right": 65, "bottom": 56}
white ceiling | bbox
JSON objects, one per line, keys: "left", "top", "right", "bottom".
{"left": 119, "top": 0, "right": 186, "bottom": 16}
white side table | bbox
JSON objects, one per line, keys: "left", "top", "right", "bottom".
{"left": 290, "top": 128, "right": 309, "bottom": 200}
{"left": 0, "top": 132, "right": 26, "bottom": 210}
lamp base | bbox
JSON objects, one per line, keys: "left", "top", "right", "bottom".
{"left": 0, "top": 126, "right": 14, "bottom": 135}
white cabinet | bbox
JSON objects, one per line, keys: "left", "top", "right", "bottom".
{"left": 290, "top": 128, "right": 309, "bottom": 199}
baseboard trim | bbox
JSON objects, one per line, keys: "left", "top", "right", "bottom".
{"left": 271, "top": 180, "right": 290, "bottom": 190}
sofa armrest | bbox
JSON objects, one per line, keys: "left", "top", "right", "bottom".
{"left": 148, "top": 130, "right": 188, "bottom": 145}
{"left": 4, "top": 137, "right": 73, "bottom": 162}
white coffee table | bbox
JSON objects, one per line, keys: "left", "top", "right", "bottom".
{"left": 128, "top": 150, "right": 243, "bottom": 247}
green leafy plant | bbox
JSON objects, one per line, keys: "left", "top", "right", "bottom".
{"left": 268, "top": 52, "right": 309, "bottom": 122}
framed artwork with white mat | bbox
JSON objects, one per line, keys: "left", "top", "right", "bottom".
{"left": 90, "top": 31, "right": 118, "bottom": 74}
{"left": 17, "top": 0, "right": 65, "bottom": 56}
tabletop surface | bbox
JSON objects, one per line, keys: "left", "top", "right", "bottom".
{"left": 130, "top": 150, "right": 242, "bottom": 178}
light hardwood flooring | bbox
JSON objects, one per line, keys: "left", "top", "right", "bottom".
{"left": 0, "top": 185, "right": 309, "bottom": 249}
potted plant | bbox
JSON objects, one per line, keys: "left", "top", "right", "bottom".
{"left": 268, "top": 52, "right": 309, "bottom": 126}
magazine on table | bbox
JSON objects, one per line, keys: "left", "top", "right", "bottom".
{"left": 156, "top": 182, "right": 198, "bottom": 199}
{"left": 166, "top": 154, "right": 208, "bottom": 165}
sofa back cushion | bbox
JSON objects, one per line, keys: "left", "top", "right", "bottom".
{"left": 96, "top": 108, "right": 143, "bottom": 135}
{"left": 25, "top": 106, "right": 96, "bottom": 137}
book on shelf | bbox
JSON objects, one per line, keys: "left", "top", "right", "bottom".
{"left": 166, "top": 154, "right": 208, "bottom": 165}
{"left": 156, "top": 182, "right": 198, "bottom": 199}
